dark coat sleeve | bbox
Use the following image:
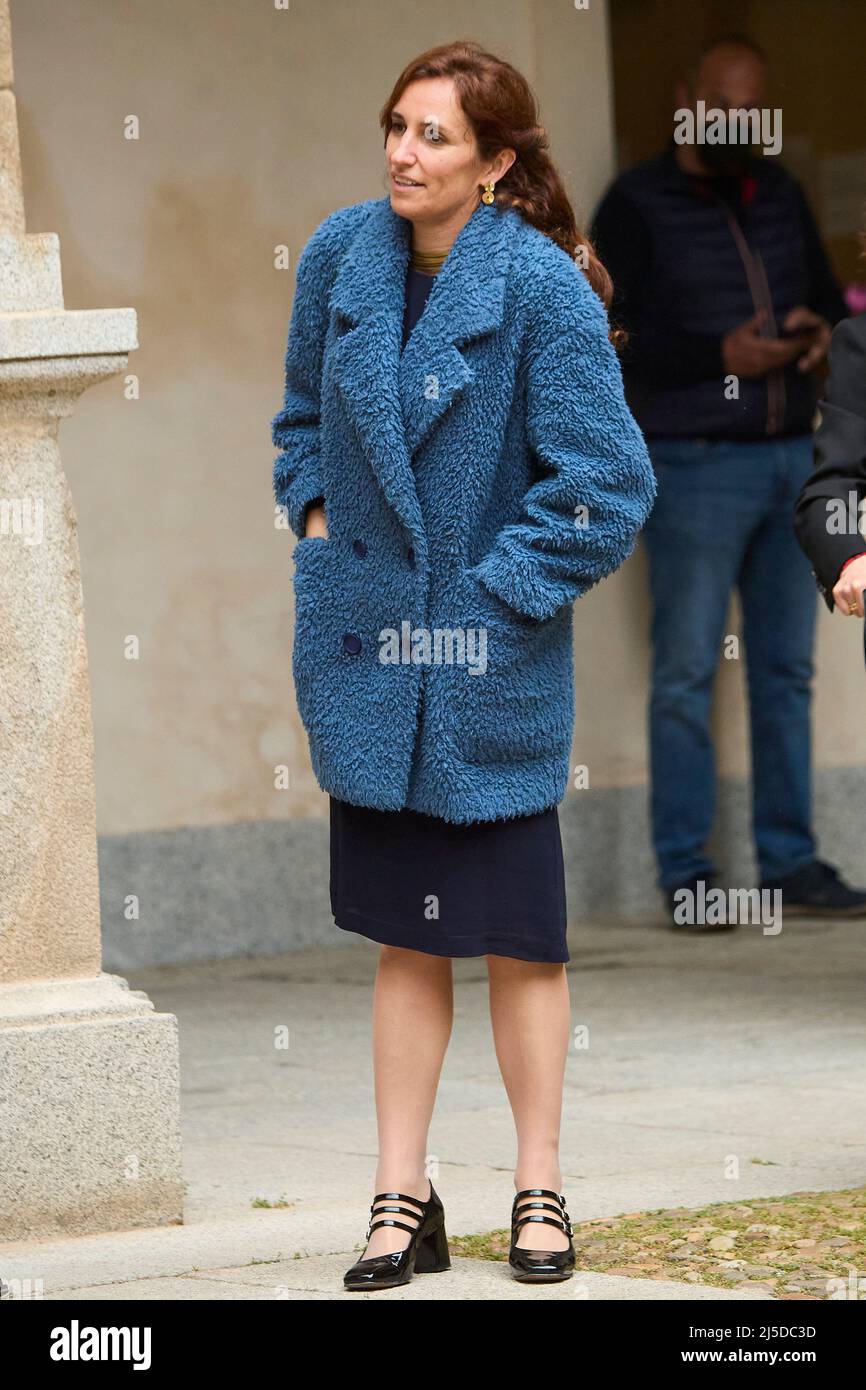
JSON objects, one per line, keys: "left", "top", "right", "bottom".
{"left": 794, "top": 314, "right": 866, "bottom": 611}
{"left": 791, "top": 179, "right": 849, "bottom": 328}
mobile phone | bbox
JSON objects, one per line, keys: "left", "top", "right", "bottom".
{"left": 778, "top": 321, "right": 817, "bottom": 339}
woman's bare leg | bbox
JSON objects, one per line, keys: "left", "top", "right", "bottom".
{"left": 360, "top": 944, "right": 454, "bottom": 1258}
{"left": 487, "top": 955, "right": 572, "bottom": 1249}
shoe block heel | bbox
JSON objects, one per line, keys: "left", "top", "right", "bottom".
{"left": 414, "top": 1218, "right": 451, "bottom": 1273}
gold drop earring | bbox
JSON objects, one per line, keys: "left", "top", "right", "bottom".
{"left": 481, "top": 181, "right": 496, "bottom": 204}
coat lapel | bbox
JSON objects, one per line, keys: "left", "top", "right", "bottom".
{"left": 329, "top": 196, "right": 514, "bottom": 553}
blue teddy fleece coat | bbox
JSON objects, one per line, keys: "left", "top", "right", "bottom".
{"left": 271, "top": 195, "right": 656, "bottom": 824}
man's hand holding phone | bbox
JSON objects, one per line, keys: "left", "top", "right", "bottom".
{"left": 721, "top": 307, "right": 829, "bottom": 379}
{"left": 779, "top": 305, "right": 832, "bottom": 372}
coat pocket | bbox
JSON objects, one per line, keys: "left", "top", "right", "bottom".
{"left": 291, "top": 537, "right": 334, "bottom": 703}
{"left": 292, "top": 535, "right": 333, "bottom": 595}
{"left": 456, "top": 684, "right": 569, "bottom": 764}
{"left": 450, "top": 568, "right": 573, "bottom": 765}
{"left": 293, "top": 535, "right": 332, "bottom": 564}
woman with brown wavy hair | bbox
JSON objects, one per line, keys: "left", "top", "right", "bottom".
{"left": 270, "top": 39, "right": 655, "bottom": 1290}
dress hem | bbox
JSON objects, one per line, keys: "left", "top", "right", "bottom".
{"left": 333, "top": 909, "right": 570, "bottom": 964}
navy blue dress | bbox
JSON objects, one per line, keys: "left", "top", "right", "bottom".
{"left": 328, "top": 263, "right": 569, "bottom": 964}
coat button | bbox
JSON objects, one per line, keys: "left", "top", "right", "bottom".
{"left": 352, "top": 538, "right": 367, "bottom": 558}
{"left": 406, "top": 546, "right": 416, "bottom": 569}
{"left": 342, "top": 632, "right": 362, "bottom": 654}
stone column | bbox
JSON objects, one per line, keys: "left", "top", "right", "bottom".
{"left": 0, "top": 0, "right": 183, "bottom": 1240}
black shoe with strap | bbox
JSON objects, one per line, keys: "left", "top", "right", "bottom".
{"left": 761, "top": 858, "right": 866, "bottom": 917}
{"left": 343, "top": 1182, "right": 450, "bottom": 1291}
{"left": 509, "top": 1187, "right": 576, "bottom": 1283}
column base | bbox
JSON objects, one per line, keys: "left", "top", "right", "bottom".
{"left": 0, "top": 973, "right": 184, "bottom": 1242}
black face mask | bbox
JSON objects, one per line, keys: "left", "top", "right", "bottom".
{"left": 699, "top": 140, "right": 752, "bottom": 177}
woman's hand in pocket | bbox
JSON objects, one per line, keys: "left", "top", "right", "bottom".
{"left": 304, "top": 502, "right": 329, "bottom": 540}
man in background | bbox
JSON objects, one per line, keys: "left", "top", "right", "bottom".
{"left": 591, "top": 33, "right": 866, "bottom": 927}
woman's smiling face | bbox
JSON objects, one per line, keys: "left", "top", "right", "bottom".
{"left": 386, "top": 76, "right": 506, "bottom": 225}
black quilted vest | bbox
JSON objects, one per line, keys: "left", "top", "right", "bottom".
{"left": 617, "top": 145, "right": 824, "bottom": 439}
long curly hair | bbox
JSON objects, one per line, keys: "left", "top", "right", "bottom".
{"left": 379, "top": 39, "right": 624, "bottom": 348}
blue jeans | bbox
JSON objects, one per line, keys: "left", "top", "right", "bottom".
{"left": 642, "top": 435, "right": 819, "bottom": 890}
